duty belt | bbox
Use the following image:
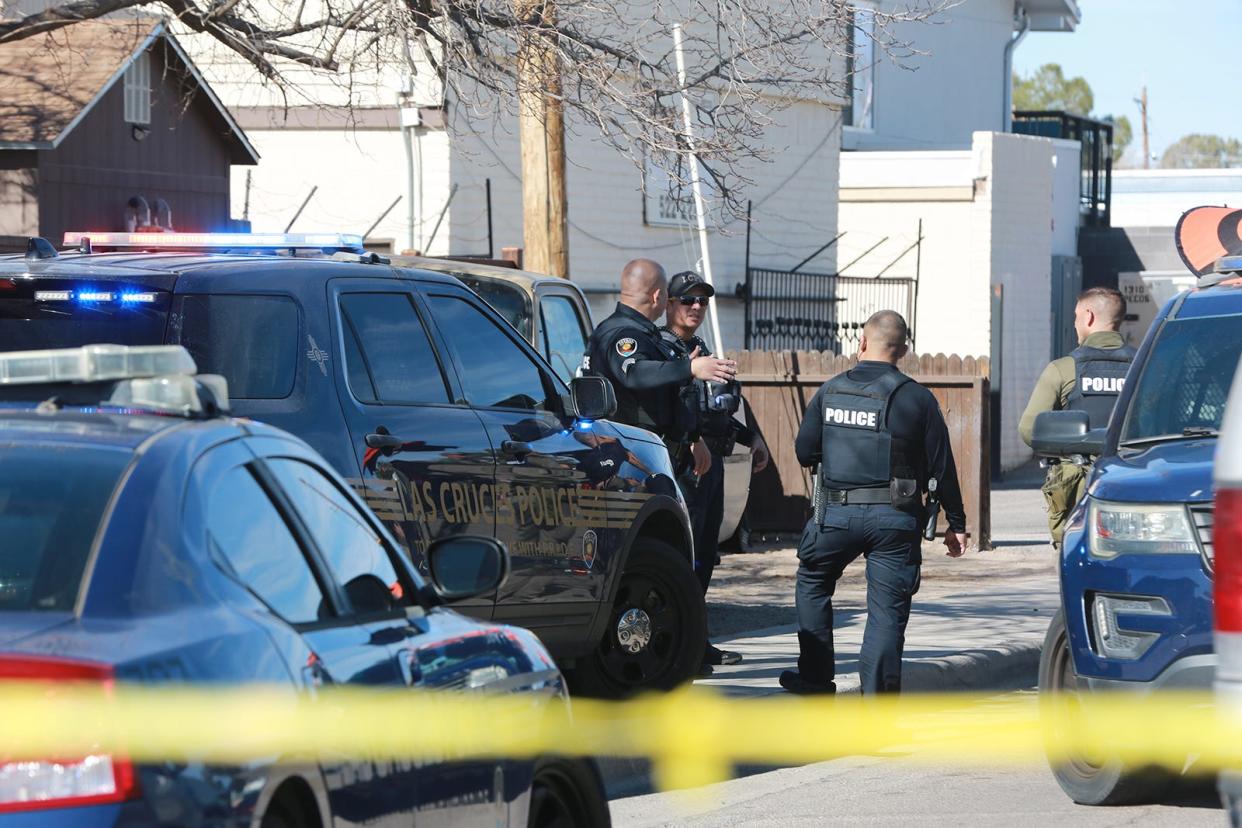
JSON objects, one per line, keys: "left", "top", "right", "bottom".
{"left": 823, "top": 487, "right": 892, "bottom": 505}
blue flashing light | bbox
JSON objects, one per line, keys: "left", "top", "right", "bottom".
{"left": 63, "top": 231, "right": 365, "bottom": 251}
{"left": 575, "top": 419, "right": 595, "bottom": 431}
{"left": 118, "top": 292, "right": 157, "bottom": 304}
{"left": 76, "top": 291, "right": 114, "bottom": 303}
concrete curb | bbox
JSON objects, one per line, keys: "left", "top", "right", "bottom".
{"left": 599, "top": 638, "right": 1043, "bottom": 799}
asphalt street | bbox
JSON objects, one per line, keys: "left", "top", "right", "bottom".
{"left": 609, "top": 750, "right": 1222, "bottom": 827}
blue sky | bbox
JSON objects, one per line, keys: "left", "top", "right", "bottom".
{"left": 1013, "top": 0, "right": 1240, "bottom": 164}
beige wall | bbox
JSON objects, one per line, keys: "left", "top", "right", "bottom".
{"left": 0, "top": 169, "right": 39, "bottom": 238}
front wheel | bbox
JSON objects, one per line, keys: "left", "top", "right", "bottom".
{"left": 570, "top": 540, "right": 706, "bottom": 699}
{"left": 529, "top": 757, "right": 611, "bottom": 828}
{"left": 1038, "top": 609, "right": 1171, "bottom": 805}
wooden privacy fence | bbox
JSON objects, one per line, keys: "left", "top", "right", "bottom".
{"left": 731, "top": 351, "right": 992, "bottom": 550}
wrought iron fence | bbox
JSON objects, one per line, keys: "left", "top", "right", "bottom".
{"left": 741, "top": 268, "right": 917, "bottom": 353}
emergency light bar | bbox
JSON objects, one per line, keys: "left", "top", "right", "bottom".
{"left": 62, "top": 231, "right": 365, "bottom": 251}
{"left": 0, "top": 345, "right": 228, "bottom": 416}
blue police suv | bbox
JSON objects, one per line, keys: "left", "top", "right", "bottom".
{"left": 0, "top": 343, "right": 608, "bottom": 826}
{"left": 0, "top": 232, "right": 703, "bottom": 698}
{"left": 1032, "top": 260, "right": 1242, "bottom": 805}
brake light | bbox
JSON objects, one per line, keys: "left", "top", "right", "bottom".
{"left": 1216, "top": 488, "right": 1242, "bottom": 632}
{"left": 0, "top": 656, "right": 139, "bottom": 813}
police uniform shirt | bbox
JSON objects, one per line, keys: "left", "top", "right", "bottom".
{"left": 584, "top": 303, "right": 692, "bottom": 437}
{"left": 794, "top": 361, "right": 967, "bottom": 532}
{"left": 659, "top": 328, "right": 756, "bottom": 452}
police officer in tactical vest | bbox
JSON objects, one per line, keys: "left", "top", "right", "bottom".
{"left": 781, "top": 310, "right": 968, "bottom": 696}
{"left": 582, "top": 259, "right": 737, "bottom": 478}
{"left": 1019, "top": 287, "right": 1135, "bottom": 547}
{"left": 660, "top": 271, "right": 772, "bottom": 671}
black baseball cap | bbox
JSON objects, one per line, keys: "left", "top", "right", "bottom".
{"left": 668, "top": 271, "right": 715, "bottom": 298}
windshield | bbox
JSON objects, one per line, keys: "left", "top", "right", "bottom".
{"left": 0, "top": 445, "right": 131, "bottom": 612}
{"left": 1120, "top": 315, "right": 1242, "bottom": 442}
{"left": 453, "top": 275, "right": 533, "bottom": 339}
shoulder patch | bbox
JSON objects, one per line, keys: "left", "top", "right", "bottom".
{"left": 616, "top": 337, "right": 638, "bottom": 357}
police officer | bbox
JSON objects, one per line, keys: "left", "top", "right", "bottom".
{"left": 1019, "top": 287, "right": 1134, "bottom": 547}
{"left": 660, "top": 271, "right": 771, "bottom": 670}
{"left": 583, "top": 259, "right": 737, "bottom": 478}
{"left": 780, "top": 310, "right": 968, "bottom": 696}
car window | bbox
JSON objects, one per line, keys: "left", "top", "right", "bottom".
{"left": 541, "top": 294, "right": 589, "bottom": 383}
{"left": 1122, "top": 315, "right": 1242, "bottom": 441}
{"left": 425, "top": 293, "right": 558, "bottom": 411}
{"left": 454, "top": 275, "right": 533, "bottom": 339}
{"left": 0, "top": 446, "right": 130, "bottom": 612}
{"left": 173, "top": 295, "right": 298, "bottom": 399}
{"left": 339, "top": 293, "right": 450, "bottom": 405}
{"left": 206, "top": 465, "right": 327, "bottom": 624}
{"left": 266, "top": 458, "right": 403, "bottom": 615}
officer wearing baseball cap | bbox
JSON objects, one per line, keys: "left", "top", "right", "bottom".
{"left": 660, "top": 271, "right": 771, "bottom": 671}
{"left": 582, "top": 259, "right": 737, "bottom": 474}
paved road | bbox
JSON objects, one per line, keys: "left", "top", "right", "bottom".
{"left": 610, "top": 753, "right": 1222, "bottom": 827}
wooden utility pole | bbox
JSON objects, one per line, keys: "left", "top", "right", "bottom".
{"left": 516, "top": 0, "right": 569, "bottom": 278}
{"left": 1136, "top": 86, "right": 1150, "bottom": 169}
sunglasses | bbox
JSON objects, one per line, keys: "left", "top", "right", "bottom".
{"left": 677, "top": 296, "right": 711, "bottom": 307}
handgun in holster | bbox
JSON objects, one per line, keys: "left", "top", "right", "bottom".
{"left": 811, "top": 465, "right": 827, "bottom": 524}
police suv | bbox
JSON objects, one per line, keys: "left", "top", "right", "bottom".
{"left": 0, "top": 232, "right": 704, "bottom": 698}
{"left": 1032, "top": 256, "right": 1242, "bottom": 805}
{"left": 0, "top": 343, "right": 608, "bottom": 826}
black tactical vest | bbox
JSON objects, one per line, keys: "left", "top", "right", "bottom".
{"left": 819, "top": 368, "right": 918, "bottom": 488}
{"left": 1066, "top": 344, "right": 1137, "bottom": 429}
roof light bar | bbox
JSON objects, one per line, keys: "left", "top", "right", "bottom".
{"left": 62, "top": 231, "right": 364, "bottom": 250}
{"left": 0, "top": 345, "right": 196, "bottom": 386}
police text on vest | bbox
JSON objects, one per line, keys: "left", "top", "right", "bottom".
{"left": 825, "top": 407, "right": 878, "bottom": 427}
{"left": 1081, "top": 376, "right": 1124, "bottom": 393}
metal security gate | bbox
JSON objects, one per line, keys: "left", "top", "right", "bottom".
{"left": 741, "top": 268, "right": 917, "bottom": 353}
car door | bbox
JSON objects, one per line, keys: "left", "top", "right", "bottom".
{"left": 533, "top": 287, "right": 592, "bottom": 384}
{"left": 417, "top": 285, "right": 615, "bottom": 649}
{"left": 195, "top": 446, "right": 416, "bottom": 827}
{"left": 249, "top": 440, "right": 515, "bottom": 827}
{"left": 328, "top": 278, "right": 497, "bottom": 621}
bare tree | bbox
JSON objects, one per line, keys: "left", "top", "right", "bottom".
{"left": 0, "top": 0, "right": 946, "bottom": 214}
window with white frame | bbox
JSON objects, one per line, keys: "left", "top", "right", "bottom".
{"left": 123, "top": 51, "right": 151, "bottom": 125}
{"left": 844, "top": 4, "right": 876, "bottom": 130}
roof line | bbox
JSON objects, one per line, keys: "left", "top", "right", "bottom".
{"left": 160, "top": 30, "right": 259, "bottom": 164}
{"left": 48, "top": 19, "right": 166, "bottom": 150}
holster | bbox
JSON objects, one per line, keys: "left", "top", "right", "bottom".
{"left": 890, "top": 477, "right": 920, "bottom": 514}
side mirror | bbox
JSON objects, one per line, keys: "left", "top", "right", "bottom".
{"left": 425, "top": 536, "right": 510, "bottom": 602}
{"left": 570, "top": 376, "right": 617, "bottom": 420}
{"left": 1032, "top": 410, "right": 1108, "bottom": 458}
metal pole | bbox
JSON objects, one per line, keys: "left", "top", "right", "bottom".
{"left": 838, "top": 236, "right": 887, "bottom": 274}
{"left": 403, "top": 124, "right": 416, "bottom": 252}
{"left": 791, "top": 232, "right": 846, "bottom": 274}
{"left": 284, "top": 185, "right": 318, "bottom": 233}
{"left": 673, "top": 22, "right": 724, "bottom": 353}
{"left": 363, "top": 196, "right": 402, "bottom": 242}
{"left": 424, "top": 183, "right": 459, "bottom": 253}
{"left": 485, "top": 179, "right": 494, "bottom": 260}
{"left": 912, "top": 218, "right": 923, "bottom": 350}
{"left": 744, "top": 199, "right": 751, "bottom": 349}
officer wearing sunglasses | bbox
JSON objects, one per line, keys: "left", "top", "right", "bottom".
{"left": 660, "top": 271, "right": 771, "bottom": 673}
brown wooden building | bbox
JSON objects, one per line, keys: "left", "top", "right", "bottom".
{"left": 0, "top": 18, "right": 257, "bottom": 249}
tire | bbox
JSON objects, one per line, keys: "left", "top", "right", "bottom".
{"left": 1038, "top": 609, "right": 1172, "bottom": 805}
{"left": 570, "top": 539, "right": 707, "bottom": 698}
{"left": 529, "top": 756, "right": 611, "bottom": 828}
{"left": 260, "top": 806, "right": 297, "bottom": 828}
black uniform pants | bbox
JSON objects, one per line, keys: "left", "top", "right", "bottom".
{"left": 795, "top": 504, "right": 922, "bottom": 694}
{"left": 678, "top": 452, "right": 726, "bottom": 593}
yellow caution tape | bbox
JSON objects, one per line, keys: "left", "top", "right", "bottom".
{"left": 1, "top": 684, "right": 1241, "bottom": 791}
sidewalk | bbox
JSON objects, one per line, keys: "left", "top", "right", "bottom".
{"left": 602, "top": 484, "right": 1059, "bottom": 796}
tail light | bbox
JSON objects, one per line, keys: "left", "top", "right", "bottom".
{"left": 1216, "top": 488, "right": 1242, "bottom": 632}
{"left": 0, "top": 656, "right": 138, "bottom": 813}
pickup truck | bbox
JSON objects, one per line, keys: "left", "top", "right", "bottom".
{"left": 401, "top": 256, "right": 755, "bottom": 547}
{"left": 1032, "top": 255, "right": 1242, "bottom": 805}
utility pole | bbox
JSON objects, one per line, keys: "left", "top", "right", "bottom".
{"left": 1135, "top": 86, "right": 1150, "bottom": 169}
{"left": 516, "top": 0, "right": 569, "bottom": 278}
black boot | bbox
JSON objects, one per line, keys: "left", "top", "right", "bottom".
{"left": 704, "top": 644, "right": 742, "bottom": 666}
{"left": 779, "top": 670, "right": 836, "bottom": 696}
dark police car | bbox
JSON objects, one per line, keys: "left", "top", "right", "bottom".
{"left": 0, "top": 233, "right": 703, "bottom": 698}
{"left": 0, "top": 343, "right": 608, "bottom": 826}
{"left": 1032, "top": 260, "right": 1242, "bottom": 805}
